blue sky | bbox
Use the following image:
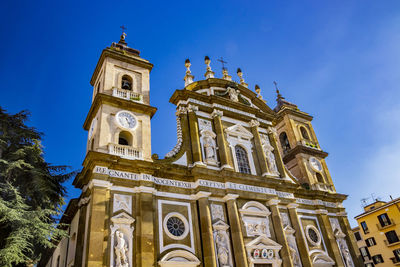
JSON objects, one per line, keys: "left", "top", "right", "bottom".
{"left": 1, "top": 0, "right": 400, "bottom": 226}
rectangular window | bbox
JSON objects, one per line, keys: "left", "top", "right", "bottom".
{"left": 394, "top": 249, "right": 400, "bottom": 261}
{"left": 372, "top": 254, "right": 384, "bottom": 264}
{"left": 361, "top": 221, "right": 369, "bottom": 234}
{"left": 365, "top": 263, "right": 375, "bottom": 267}
{"left": 360, "top": 247, "right": 371, "bottom": 260}
{"left": 354, "top": 231, "right": 362, "bottom": 241}
{"left": 385, "top": 230, "right": 399, "bottom": 244}
{"left": 378, "top": 213, "right": 391, "bottom": 227}
{"left": 366, "top": 237, "right": 376, "bottom": 247}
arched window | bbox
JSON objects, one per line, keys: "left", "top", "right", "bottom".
{"left": 279, "top": 132, "right": 291, "bottom": 153}
{"left": 316, "top": 172, "right": 324, "bottom": 183}
{"left": 300, "top": 126, "right": 310, "bottom": 140}
{"left": 121, "top": 75, "right": 133, "bottom": 90}
{"left": 118, "top": 131, "right": 132, "bottom": 146}
{"left": 235, "top": 145, "right": 251, "bottom": 174}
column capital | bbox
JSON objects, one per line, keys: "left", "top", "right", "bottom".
{"left": 211, "top": 109, "right": 223, "bottom": 118}
{"left": 134, "top": 186, "right": 156, "bottom": 194}
{"left": 187, "top": 104, "right": 198, "bottom": 113}
{"left": 336, "top": 211, "right": 348, "bottom": 217}
{"left": 287, "top": 203, "right": 299, "bottom": 209}
{"left": 249, "top": 119, "right": 260, "bottom": 128}
{"left": 267, "top": 199, "right": 280, "bottom": 206}
{"left": 191, "top": 191, "right": 212, "bottom": 200}
{"left": 176, "top": 106, "right": 188, "bottom": 115}
{"left": 315, "top": 209, "right": 328, "bottom": 215}
{"left": 78, "top": 196, "right": 91, "bottom": 207}
{"left": 88, "top": 179, "right": 112, "bottom": 190}
{"left": 223, "top": 194, "right": 239, "bottom": 201}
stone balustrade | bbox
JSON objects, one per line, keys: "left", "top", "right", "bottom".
{"left": 112, "top": 87, "right": 143, "bottom": 103}
{"left": 108, "top": 143, "right": 142, "bottom": 160}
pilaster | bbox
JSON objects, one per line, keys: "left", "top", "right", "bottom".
{"left": 86, "top": 187, "right": 110, "bottom": 267}
{"left": 287, "top": 203, "right": 313, "bottom": 267}
{"left": 196, "top": 192, "right": 217, "bottom": 267}
{"left": 223, "top": 194, "right": 248, "bottom": 267}
{"left": 212, "top": 110, "right": 231, "bottom": 169}
{"left": 337, "top": 213, "right": 364, "bottom": 267}
{"left": 250, "top": 120, "right": 270, "bottom": 176}
{"left": 316, "top": 210, "right": 344, "bottom": 267}
{"left": 187, "top": 105, "right": 204, "bottom": 166}
{"left": 136, "top": 190, "right": 156, "bottom": 267}
{"left": 74, "top": 198, "right": 90, "bottom": 267}
{"left": 268, "top": 128, "right": 286, "bottom": 177}
{"left": 268, "top": 199, "right": 293, "bottom": 267}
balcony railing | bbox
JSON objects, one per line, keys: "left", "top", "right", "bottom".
{"left": 108, "top": 143, "right": 142, "bottom": 160}
{"left": 300, "top": 140, "right": 321, "bottom": 150}
{"left": 384, "top": 236, "right": 400, "bottom": 246}
{"left": 112, "top": 87, "right": 143, "bottom": 103}
{"left": 312, "top": 182, "right": 335, "bottom": 193}
{"left": 377, "top": 218, "right": 396, "bottom": 230}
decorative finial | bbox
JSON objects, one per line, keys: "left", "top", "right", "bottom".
{"left": 255, "top": 84, "right": 266, "bottom": 103}
{"left": 274, "top": 81, "right": 284, "bottom": 101}
{"left": 184, "top": 59, "right": 194, "bottom": 87}
{"left": 237, "top": 68, "right": 248, "bottom": 88}
{"left": 204, "top": 56, "right": 215, "bottom": 79}
{"left": 119, "top": 26, "right": 127, "bottom": 45}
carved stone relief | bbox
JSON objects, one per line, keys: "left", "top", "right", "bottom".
{"left": 211, "top": 203, "right": 225, "bottom": 221}
{"left": 245, "top": 235, "right": 282, "bottom": 267}
{"left": 227, "top": 87, "right": 239, "bottom": 102}
{"left": 239, "top": 201, "right": 271, "bottom": 237}
{"left": 113, "top": 194, "right": 132, "bottom": 214}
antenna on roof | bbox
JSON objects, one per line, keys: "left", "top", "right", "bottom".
{"left": 361, "top": 197, "right": 369, "bottom": 208}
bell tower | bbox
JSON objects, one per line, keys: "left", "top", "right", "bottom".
{"left": 273, "top": 87, "right": 335, "bottom": 193}
{"left": 83, "top": 32, "right": 157, "bottom": 161}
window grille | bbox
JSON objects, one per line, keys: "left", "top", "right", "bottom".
{"left": 235, "top": 145, "right": 251, "bottom": 174}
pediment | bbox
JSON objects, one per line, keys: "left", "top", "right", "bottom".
{"left": 284, "top": 225, "right": 296, "bottom": 235}
{"left": 240, "top": 201, "right": 271, "bottom": 217}
{"left": 159, "top": 250, "right": 200, "bottom": 267}
{"left": 212, "top": 219, "right": 229, "bottom": 231}
{"left": 111, "top": 211, "right": 135, "bottom": 225}
{"left": 309, "top": 249, "right": 335, "bottom": 265}
{"left": 246, "top": 235, "right": 282, "bottom": 250}
{"left": 225, "top": 124, "right": 253, "bottom": 139}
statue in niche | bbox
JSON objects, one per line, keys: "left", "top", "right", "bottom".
{"left": 204, "top": 136, "right": 216, "bottom": 161}
{"left": 215, "top": 230, "right": 230, "bottom": 266}
{"left": 261, "top": 134, "right": 279, "bottom": 175}
{"left": 289, "top": 245, "right": 301, "bottom": 267}
{"left": 339, "top": 240, "right": 353, "bottom": 267}
{"left": 115, "top": 231, "right": 129, "bottom": 267}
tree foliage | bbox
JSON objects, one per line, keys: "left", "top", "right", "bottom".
{"left": 0, "top": 107, "right": 75, "bottom": 266}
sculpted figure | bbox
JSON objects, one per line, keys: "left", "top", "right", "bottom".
{"left": 339, "top": 240, "right": 353, "bottom": 267}
{"left": 115, "top": 231, "right": 129, "bottom": 267}
{"left": 204, "top": 136, "right": 215, "bottom": 160}
{"left": 216, "top": 231, "right": 230, "bottom": 266}
{"left": 227, "top": 87, "right": 239, "bottom": 102}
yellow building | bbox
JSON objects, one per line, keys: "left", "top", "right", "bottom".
{"left": 353, "top": 198, "right": 400, "bottom": 266}
{"left": 41, "top": 33, "right": 363, "bottom": 267}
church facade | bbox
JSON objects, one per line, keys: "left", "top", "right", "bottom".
{"left": 43, "top": 35, "right": 363, "bottom": 267}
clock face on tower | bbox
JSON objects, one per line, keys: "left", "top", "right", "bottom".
{"left": 309, "top": 157, "right": 323, "bottom": 172}
{"left": 116, "top": 111, "right": 137, "bottom": 130}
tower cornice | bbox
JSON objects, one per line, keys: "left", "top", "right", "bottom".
{"left": 83, "top": 93, "right": 157, "bottom": 130}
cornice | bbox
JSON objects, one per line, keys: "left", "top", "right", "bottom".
{"left": 82, "top": 93, "right": 157, "bottom": 130}
{"left": 282, "top": 145, "right": 329, "bottom": 163}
